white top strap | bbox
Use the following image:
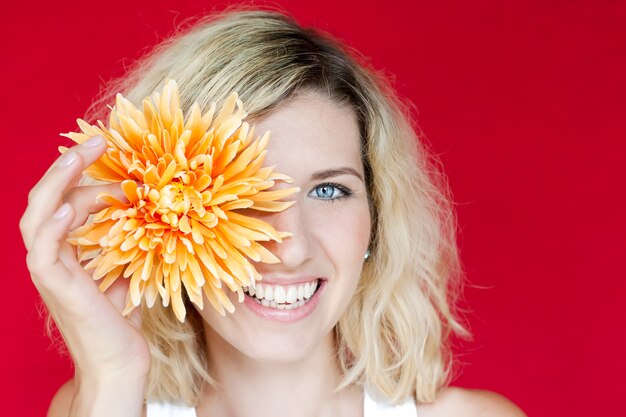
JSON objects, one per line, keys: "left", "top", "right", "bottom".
{"left": 363, "top": 385, "right": 418, "bottom": 417}
{"left": 146, "top": 400, "right": 197, "bottom": 417}
{"left": 147, "top": 387, "right": 417, "bottom": 416}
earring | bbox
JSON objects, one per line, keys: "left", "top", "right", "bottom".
{"left": 364, "top": 249, "right": 371, "bottom": 261}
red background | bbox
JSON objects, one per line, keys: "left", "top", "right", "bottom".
{"left": 3, "top": 1, "right": 624, "bottom": 416}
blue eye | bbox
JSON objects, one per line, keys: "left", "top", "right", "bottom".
{"left": 309, "top": 183, "right": 352, "bottom": 201}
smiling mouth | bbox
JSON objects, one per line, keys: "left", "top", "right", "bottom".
{"left": 242, "top": 279, "right": 321, "bottom": 310}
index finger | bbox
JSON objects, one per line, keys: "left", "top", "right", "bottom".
{"left": 20, "top": 136, "right": 107, "bottom": 250}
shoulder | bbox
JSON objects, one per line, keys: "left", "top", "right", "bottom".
{"left": 48, "top": 378, "right": 75, "bottom": 417}
{"left": 47, "top": 378, "right": 148, "bottom": 417}
{"left": 416, "top": 387, "right": 527, "bottom": 417}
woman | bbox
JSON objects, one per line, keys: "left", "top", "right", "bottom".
{"left": 20, "top": 8, "right": 526, "bottom": 417}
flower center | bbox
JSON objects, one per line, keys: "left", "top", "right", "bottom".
{"left": 170, "top": 181, "right": 186, "bottom": 204}
{"left": 141, "top": 179, "right": 206, "bottom": 231}
{"left": 157, "top": 182, "right": 185, "bottom": 213}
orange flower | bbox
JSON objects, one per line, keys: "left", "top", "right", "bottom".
{"left": 61, "top": 80, "right": 297, "bottom": 322}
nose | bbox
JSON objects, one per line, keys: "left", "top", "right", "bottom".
{"left": 256, "top": 202, "right": 314, "bottom": 269}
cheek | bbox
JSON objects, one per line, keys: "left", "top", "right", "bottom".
{"left": 194, "top": 296, "right": 257, "bottom": 351}
{"left": 311, "top": 203, "right": 370, "bottom": 326}
{"left": 312, "top": 202, "right": 371, "bottom": 262}
{"left": 308, "top": 200, "right": 371, "bottom": 304}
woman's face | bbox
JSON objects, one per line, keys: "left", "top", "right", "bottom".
{"left": 196, "top": 90, "right": 371, "bottom": 363}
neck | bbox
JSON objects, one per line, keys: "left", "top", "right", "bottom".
{"left": 196, "top": 324, "right": 362, "bottom": 417}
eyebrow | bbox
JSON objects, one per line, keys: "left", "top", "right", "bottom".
{"left": 310, "top": 167, "right": 364, "bottom": 182}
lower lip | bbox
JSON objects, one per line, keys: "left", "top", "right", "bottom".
{"left": 242, "top": 280, "right": 325, "bottom": 323}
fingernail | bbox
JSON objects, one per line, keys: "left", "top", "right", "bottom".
{"left": 53, "top": 203, "right": 71, "bottom": 219}
{"left": 84, "top": 136, "right": 104, "bottom": 147}
{"left": 58, "top": 151, "right": 77, "bottom": 166}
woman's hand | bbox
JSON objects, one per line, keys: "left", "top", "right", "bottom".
{"left": 19, "top": 136, "right": 149, "bottom": 416}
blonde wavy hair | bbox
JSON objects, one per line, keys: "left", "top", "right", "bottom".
{"left": 82, "top": 5, "right": 468, "bottom": 407}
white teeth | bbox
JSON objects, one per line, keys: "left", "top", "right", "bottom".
{"left": 297, "top": 285, "right": 304, "bottom": 301}
{"left": 243, "top": 279, "right": 320, "bottom": 309}
{"left": 274, "top": 286, "right": 286, "bottom": 303}
{"left": 286, "top": 286, "right": 297, "bottom": 303}
{"left": 304, "top": 282, "right": 317, "bottom": 299}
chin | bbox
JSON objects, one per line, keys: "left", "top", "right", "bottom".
{"left": 197, "top": 303, "right": 328, "bottom": 362}
{"left": 238, "top": 331, "right": 322, "bottom": 364}
{"left": 237, "top": 308, "right": 335, "bottom": 360}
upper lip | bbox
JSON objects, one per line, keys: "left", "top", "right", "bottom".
{"left": 255, "top": 275, "right": 324, "bottom": 286}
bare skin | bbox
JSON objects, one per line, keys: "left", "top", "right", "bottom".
{"left": 49, "top": 379, "right": 527, "bottom": 417}
{"left": 21, "top": 136, "right": 149, "bottom": 417}
{"left": 29, "top": 92, "right": 526, "bottom": 417}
